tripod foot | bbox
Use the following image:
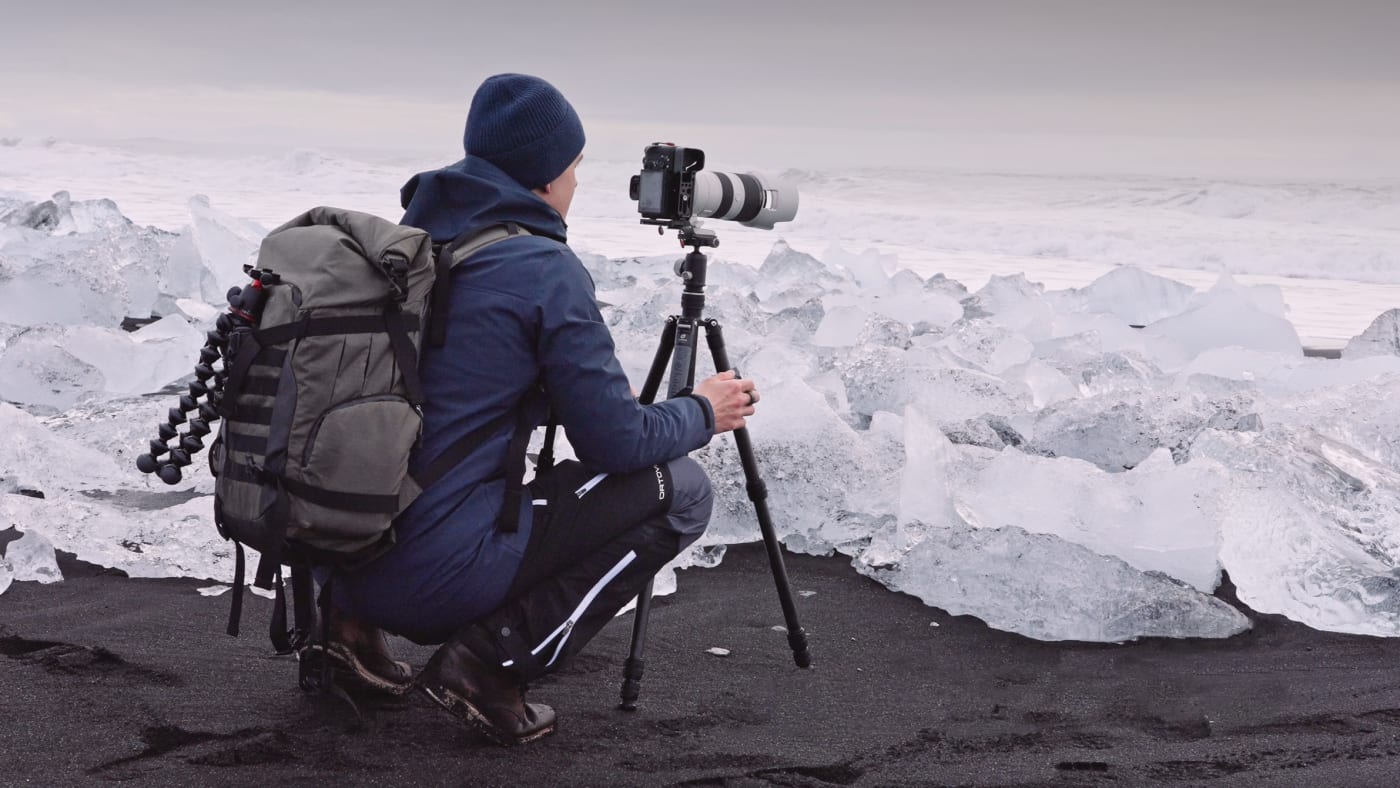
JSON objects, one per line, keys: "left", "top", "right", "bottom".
{"left": 790, "top": 628, "right": 813, "bottom": 669}
{"left": 618, "top": 656, "right": 645, "bottom": 711}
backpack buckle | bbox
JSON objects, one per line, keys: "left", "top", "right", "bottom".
{"left": 381, "top": 253, "right": 411, "bottom": 302}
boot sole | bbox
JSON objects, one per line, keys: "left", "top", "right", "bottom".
{"left": 302, "top": 643, "right": 414, "bottom": 696}
{"left": 418, "top": 681, "right": 557, "bottom": 746}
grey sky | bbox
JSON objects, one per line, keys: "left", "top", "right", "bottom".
{"left": 3, "top": 0, "right": 1397, "bottom": 176}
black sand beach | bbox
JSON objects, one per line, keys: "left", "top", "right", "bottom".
{"left": 3, "top": 542, "right": 1400, "bottom": 787}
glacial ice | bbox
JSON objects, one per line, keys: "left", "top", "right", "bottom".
{"left": 0, "top": 556, "right": 11, "bottom": 596}
{"left": 4, "top": 529, "right": 63, "bottom": 584}
{"left": 855, "top": 522, "right": 1251, "bottom": 642}
{"left": 0, "top": 194, "right": 172, "bottom": 328}
{"left": 1196, "top": 427, "right": 1400, "bottom": 636}
{"left": 1142, "top": 282, "right": 1302, "bottom": 368}
{"left": 957, "top": 448, "right": 1225, "bottom": 591}
{"left": 4, "top": 194, "right": 1399, "bottom": 643}
{"left": 0, "top": 318, "right": 204, "bottom": 411}
{"left": 1344, "top": 308, "right": 1400, "bottom": 359}
{"left": 1070, "top": 265, "right": 1197, "bottom": 326}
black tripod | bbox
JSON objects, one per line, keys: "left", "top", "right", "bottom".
{"left": 618, "top": 224, "right": 812, "bottom": 710}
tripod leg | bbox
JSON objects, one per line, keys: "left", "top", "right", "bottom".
{"left": 637, "top": 317, "right": 677, "bottom": 407}
{"left": 621, "top": 316, "right": 684, "bottom": 710}
{"left": 703, "top": 320, "right": 812, "bottom": 668}
{"left": 619, "top": 578, "right": 653, "bottom": 711}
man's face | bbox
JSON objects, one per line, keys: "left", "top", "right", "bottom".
{"left": 538, "top": 153, "right": 582, "bottom": 221}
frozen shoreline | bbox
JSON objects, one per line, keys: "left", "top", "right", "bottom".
{"left": 3, "top": 146, "right": 1400, "bottom": 645}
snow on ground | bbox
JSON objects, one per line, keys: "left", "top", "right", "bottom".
{"left": 2, "top": 139, "right": 1399, "bottom": 643}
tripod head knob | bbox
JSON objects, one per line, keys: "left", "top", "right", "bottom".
{"left": 136, "top": 454, "right": 160, "bottom": 474}
{"left": 157, "top": 464, "right": 183, "bottom": 484}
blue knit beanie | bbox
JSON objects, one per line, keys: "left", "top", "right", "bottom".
{"left": 464, "top": 73, "right": 586, "bottom": 190}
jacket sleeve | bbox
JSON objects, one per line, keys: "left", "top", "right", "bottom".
{"left": 535, "top": 247, "right": 715, "bottom": 473}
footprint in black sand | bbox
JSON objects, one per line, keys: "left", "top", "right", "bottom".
{"left": 653, "top": 704, "right": 772, "bottom": 737}
{"left": 0, "top": 626, "right": 182, "bottom": 687}
{"left": 89, "top": 724, "right": 298, "bottom": 776}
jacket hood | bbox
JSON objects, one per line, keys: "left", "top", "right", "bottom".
{"left": 399, "top": 155, "right": 568, "bottom": 244}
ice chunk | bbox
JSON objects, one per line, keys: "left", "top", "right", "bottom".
{"left": 957, "top": 448, "right": 1226, "bottom": 591}
{"left": 1022, "top": 390, "right": 1254, "bottom": 471}
{"left": 0, "top": 191, "right": 131, "bottom": 235}
{"left": 811, "top": 304, "right": 871, "bottom": 347}
{"left": 1343, "top": 309, "right": 1400, "bottom": 359}
{"left": 966, "top": 274, "right": 1055, "bottom": 338}
{"left": 0, "top": 335, "right": 104, "bottom": 411}
{"left": 0, "top": 402, "right": 148, "bottom": 497}
{"left": 1179, "top": 347, "right": 1304, "bottom": 383}
{"left": 896, "top": 405, "right": 961, "bottom": 531}
{"left": 0, "top": 556, "right": 11, "bottom": 595}
{"left": 1004, "top": 358, "right": 1079, "bottom": 408}
{"left": 1144, "top": 285, "right": 1302, "bottom": 366}
{"left": 169, "top": 196, "right": 265, "bottom": 303}
{"left": 4, "top": 494, "right": 232, "bottom": 581}
{"left": 0, "top": 204, "right": 172, "bottom": 328}
{"left": 0, "top": 319, "right": 202, "bottom": 409}
{"left": 839, "top": 344, "right": 1028, "bottom": 427}
{"left": 856, "top": 522, "right": 1250, "bottom": 642}
{"left": 174, "top": 298, "right": 222, "bottom": 323}
{"left": 934, "top": 319, "right": 1034, "bottom": 373}
{"left": 821, "top": 245, "right": 894, "bottom": 289}
{"left": 1260, "top": 365, "right": 1400, "bottom": 470}
{"left": 753, "top": 241, "right": 853, "bottom": 308}
{"left": 1196, "top": 427, "right": 1400, "bottom": 636}
{"left": 4, "top": 529, "right": 63, "bottom": 583}
{"left": 1073, "top": 266, "right": 1196, "bottom": 326}
{"left": 694, "top": 377, "right": 902, "bottom": 555}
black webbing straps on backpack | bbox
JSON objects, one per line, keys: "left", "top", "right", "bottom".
{"left": 268, "top": 562, "right": 317, "bottom": 656}
{"left": 411, "top": 387, "right": 555, "bottom": 535}
{"left": 383, "top": 303, "right": 425, "bottom": 406}
{"left": 219, "top": 334, "right": 262, "bottom": 419}
{"left": 412, "top": 408, "right": 515, "bottom": 492}
{"left": 500, "top": 411, "right": 558, "bottom": 533}
{"left": 228, "top": 541, "right": 246, "bottom": 637}
{"left": 539, "top": 420, "right": 558, "bottom": 471}
{"left": 426, "top": 222, "right": 529, "bottom": 348}
{"left": 499, "top": 396, "right": 538, "bottom": 534}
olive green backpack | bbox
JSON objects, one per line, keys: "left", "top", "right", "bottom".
{"left": 210, "top": 206, "right": 533, "bottom": 654}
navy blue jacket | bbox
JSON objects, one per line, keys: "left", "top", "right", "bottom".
{"left": 333, "top": 156, "right": 714, "bottom": 644}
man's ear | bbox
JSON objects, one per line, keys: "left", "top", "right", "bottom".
{"left": 535, "top": 181, "right": 553, "bottom": 196}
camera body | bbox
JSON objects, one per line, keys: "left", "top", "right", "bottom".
{"left": 628, "top": 143, "right": 798, "bottom": 232}
{"left": 629, "top": 144, "right": 705, "bottom": 226}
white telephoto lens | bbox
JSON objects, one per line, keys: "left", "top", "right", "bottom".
{"left": 691, "top": 171, "right": 799, "bottom": 229}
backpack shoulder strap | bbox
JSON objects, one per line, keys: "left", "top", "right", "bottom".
{"left": 426, "top": 222, "right": 531, "bottom": 348}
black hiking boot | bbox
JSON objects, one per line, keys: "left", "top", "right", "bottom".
{"left": 300, "top": 608, "right": 414, "bottom": 696}
{"left": 417, "top": 632, "right": 557, "bottom": 746}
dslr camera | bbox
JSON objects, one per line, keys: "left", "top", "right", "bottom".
{"left": 629, "top": 143, "right": 798, "bottom": 231}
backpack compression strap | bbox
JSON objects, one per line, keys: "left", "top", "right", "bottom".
{"left": 410, "top": 385, "right": 553, "bottom": 534}
{"left": 418, "top": 222, "right": 553, "bottom": 533}
{"left": 426, "top": 222, "right": 530, "bottom": 348}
